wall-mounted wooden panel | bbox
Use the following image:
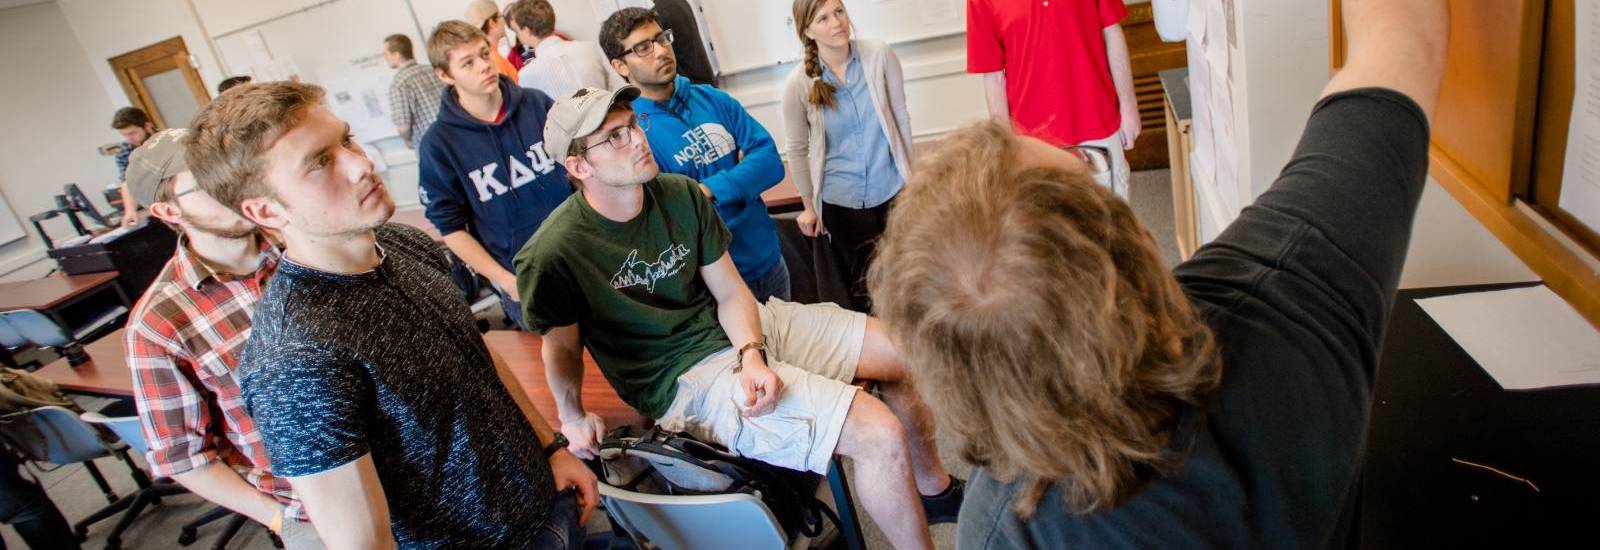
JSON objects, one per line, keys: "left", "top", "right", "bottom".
{"left": 1332, "top": 0, "right": 1600, "bottom": 330}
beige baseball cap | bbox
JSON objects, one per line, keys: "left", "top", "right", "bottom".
{"left": 543, "top": 85, "right": 642, "bottom": 162}
{"left": 464, "top": 0, "right": 500, "bottom": 29}
{"left": 123, "top": 128, "right": 190, "bottom": 207}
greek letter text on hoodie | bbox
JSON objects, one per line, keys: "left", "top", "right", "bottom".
{"left": 418, "top": 75, "right": 571, "bottom": 271}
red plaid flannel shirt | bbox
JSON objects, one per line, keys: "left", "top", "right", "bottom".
{"left": 125, "top": 236, "right": 307, "bottom": 520}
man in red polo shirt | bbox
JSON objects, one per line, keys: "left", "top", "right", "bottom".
{"left": 967, "top": 0, "right": 1137, "bottom": 199}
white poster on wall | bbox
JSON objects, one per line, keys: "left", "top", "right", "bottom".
{"left": 1560, "top": 0, "right": 1600, "bottom": 231}
{"left": 317, "top": 53, "right": 399, "bottom": 145}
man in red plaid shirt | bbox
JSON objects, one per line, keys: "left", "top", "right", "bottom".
{"left": 121, "top": 129, "right": 322, "bottom": 547}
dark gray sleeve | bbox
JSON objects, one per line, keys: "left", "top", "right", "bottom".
{"left": 1177, "top": 88, "right": 1431, "bottom": 346}
{"left": 241, "top": 343, "right": 373, "bottom": 478}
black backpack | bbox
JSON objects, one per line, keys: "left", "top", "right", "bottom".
{"left": 592, "top": 425, "right": 842, "bottom": 542}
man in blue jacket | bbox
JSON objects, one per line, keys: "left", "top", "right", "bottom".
{"left": 600, "top": 8, "right": 790, "bottom": 302}
{"left": 419, "top": 20, "right": 571, "bottom": 328}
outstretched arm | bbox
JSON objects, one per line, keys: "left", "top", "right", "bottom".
{"left": 1323, "top": 0, "right": 1448, "bottom": 122}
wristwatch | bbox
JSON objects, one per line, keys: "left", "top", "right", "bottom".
{"left": 738, "top": 340, "right": 767, "bottom": 363}
{"left": 542, "top": 433, "right": 569, "bottom": 457}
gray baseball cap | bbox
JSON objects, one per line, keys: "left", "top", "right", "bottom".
{"left": 543, "top": 85, "right": 641, "bottom": 164}
{"left": 123, "top": 128, "right": 191, "bottom": 207}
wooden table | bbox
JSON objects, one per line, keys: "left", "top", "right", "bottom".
{"left": 33, "top": 328, "right": 646, "bottom": 431}
{"left": 484, "top": 330, "right": 647, "bottom": 429}
{"left": 32, "top": 327, "right": 134, "bottom": 397}
{"left": 0, "top": 271, "right": 129, "bottom": 327}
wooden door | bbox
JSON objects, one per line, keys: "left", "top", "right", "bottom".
{"left": 109, "top": 36, "right": 210, "bottom": 129}
{"left": 1125, "top": 2, "right": 1190, "bottom": 171}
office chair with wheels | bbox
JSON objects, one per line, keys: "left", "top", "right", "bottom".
{"left": 0, "top": 406, "right": 153, "bottom": 547}
{"left": 0, "top": 316, "right": 35, "bottom": 370}
{"left": 77, "top": 411, "right": 189, "bottom": 549}
{"left": 80, "top": 411, "right": 284, "bottom": 550}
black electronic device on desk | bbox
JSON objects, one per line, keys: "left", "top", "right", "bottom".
{"left": 29, "top": 183, "right": 113, "bottom": 245}
{"left": 32, "top": 183, "right": 176, "bottom": 298}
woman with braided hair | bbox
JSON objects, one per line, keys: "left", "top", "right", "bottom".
{"left": 781, "top": 0, "right": 913, "bottom": 312}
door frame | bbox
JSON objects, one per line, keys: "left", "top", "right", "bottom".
{"left": 109, "top": 36, "right": 210, "bottom": 128}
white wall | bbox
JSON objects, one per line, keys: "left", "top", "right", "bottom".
{"left": 1399, "top": 180, "right": 1538, "bottom": 288}
{"left": 0, "top": 2, "right": 125, "bottom": 281}
{"left": 723, "top": 34, "right": 987, "bottom": 153}
{"left": 57, "top": 0, "right": 228, "bottom": 112}
{"left": 1210, "top": 1, "right": 1538, "bottom": 290}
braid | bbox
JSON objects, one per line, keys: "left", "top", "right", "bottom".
{"left": 804, "top": 40, "right": 836, "bottom": 108}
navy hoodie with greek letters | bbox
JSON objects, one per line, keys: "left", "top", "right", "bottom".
{"left": 418, "top": 75, "right": 571, "bottom": 271}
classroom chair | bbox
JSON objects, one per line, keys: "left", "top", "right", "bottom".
{"left": 0, "top": 309, "right": 119, "bottom": 367}
{"left": 0, "top": 405, "right": 152, "bottom": 548}
{"left": 80, "top": 411, "right": 284, "bottom": 550}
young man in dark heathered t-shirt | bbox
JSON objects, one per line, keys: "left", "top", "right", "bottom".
{"left": 868, "top": 0, "right": 1448, "bottom": 548}
{"left": 185, "top": 81, "right": 598, "bottom": 549}
{"left": 514, "top": 86, "right": 960, "bottom": 549}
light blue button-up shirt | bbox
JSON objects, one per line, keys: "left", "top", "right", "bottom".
{"left": 819, "top": 54, "right": 903, "bottom": 209}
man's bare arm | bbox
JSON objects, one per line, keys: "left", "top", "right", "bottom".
{"left": 981, "top": 71, "right": 1010, "bottom": 121}
{"left": 441, "top": 231, "right": 519, "bottom": 301}
{"left": 288, "top": 455, "right": 395, "bottom": 549}
{"left": 1322, "top": 0, "right": 1448, "bottom": 122}
{"left": 171, "top": 463, "right": 284, "bottom": 526}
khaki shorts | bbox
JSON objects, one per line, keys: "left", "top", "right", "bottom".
{"left": 278, "top": 516, "right": 325, "bottom": 550}
{"left": 1077, "top": 131, "right": 1132, "bottom": 201}
{"left": 657, "top": 298, "right": 868, "bottom": 474}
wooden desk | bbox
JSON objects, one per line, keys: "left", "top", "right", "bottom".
{"left": 32, "top": 327, "right": 134, "bottom": 397}
{"left": 33, "top": 327, "right": 647, "bottom": 431}
{"left": 483, "top": 330, "right": 647, "bottom": 429}
{"left": 0, "top": 271, "right": 130, "bottom": 339}
{"left": 1161, "top": 67, "right": 1199, "bottom": 260}
{"left": 0, "top": 271, "right": 124, "bottom": 312}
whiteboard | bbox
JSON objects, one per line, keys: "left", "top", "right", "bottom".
{"left": 0, "top": 190, "right": 24, "bottom": 246}
{"left": 192, "top": 0, "right": 327, "bottom": 37}
{"left": 212, "top": 0, "right": 427, "bottom": 144}
{"left": 697, "top": 0, "right": 964, "bottom": 76}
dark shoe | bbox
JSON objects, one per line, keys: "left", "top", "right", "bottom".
{"left": 921, "top": 475, "right": 965, "bottom": 524}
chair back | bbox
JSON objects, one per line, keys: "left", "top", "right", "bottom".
{"left": 0, "top": 405, "right": 112, "bottom": 464}
{"left": 81, "top": 412, "right": 149, "bottom": 455}
{"left": 598, "top": 483, "right": 789, "bottom": 550}
{"left": 0, "top": 315, "right": 24, "bottom": 348}
{"left": 0, "top": 310, "right": 70, "bottom": 348}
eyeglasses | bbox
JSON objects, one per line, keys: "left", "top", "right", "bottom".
{"left": 1064, "top": 145, "right": 1114, "bottom": 188}
{"left": 622, "top": 29, "right": 675, "bottom": 59}
{"left": 578, "top": 114, "right": 651, "bottom": 155}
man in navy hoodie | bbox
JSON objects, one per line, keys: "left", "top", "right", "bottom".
{"left": 600, "top": 8, "right": 791, "bottom": 302}
{"left": 419, "top": 20, "right": 571, "bottom": 328}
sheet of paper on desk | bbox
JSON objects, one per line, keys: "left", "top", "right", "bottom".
{"left": 1417, "top": 285, "right": 1600, "bottom": 390}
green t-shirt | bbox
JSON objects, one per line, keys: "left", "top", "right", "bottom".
{"left": 513, "top": 173, "right": 733, "bottom": 418}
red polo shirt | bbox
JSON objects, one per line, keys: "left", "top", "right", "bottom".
{"left": 967, "top": 0, "right": 1128, "bottom": 147}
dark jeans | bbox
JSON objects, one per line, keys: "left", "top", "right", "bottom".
{"left": 527, "top": 490, "right": 585, "bottom": 549}
{"left": 0, "top": 450, "right": 79, "bottom": 550}
{"left": 745, "top": 258, "right": 792, "bottom": 303}
{"left": 821, "top": 198, "right": 894, "bottom": 312}
{"left": 495, "top": 284, "right": 528, "bottom": 331}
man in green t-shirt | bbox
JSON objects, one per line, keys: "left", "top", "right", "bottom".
{"left": 515, "top": 86, "right": 960, "bottom": 548}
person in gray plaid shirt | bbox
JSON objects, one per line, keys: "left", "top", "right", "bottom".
{"left": 384, "top": 34, "right": 446, "bottom": 149}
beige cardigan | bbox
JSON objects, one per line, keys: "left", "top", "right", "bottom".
{"left": 780, "top": 39, "right": 914, "bottom": 216}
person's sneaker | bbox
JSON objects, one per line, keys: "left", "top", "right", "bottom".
{"left": 921, "top": 475, "right": 965, "bottom": 524}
